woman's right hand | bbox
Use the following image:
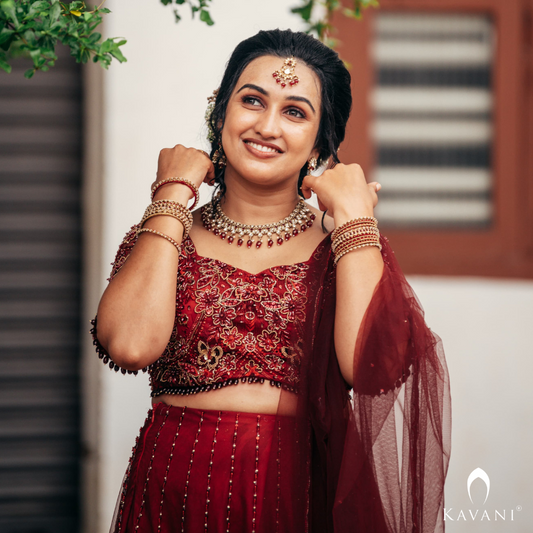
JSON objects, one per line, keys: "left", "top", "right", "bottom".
{"left": 152, "top": 144, "right": 215, "bottom": 198}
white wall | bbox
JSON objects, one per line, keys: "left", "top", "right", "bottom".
{"left": 86, "top": 1, "right": 533, "bottom": 531}
{"left": 410, "top": 277, "right": 533, "bottom": 532}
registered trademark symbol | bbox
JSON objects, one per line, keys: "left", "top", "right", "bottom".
{"left": 516, "top": 505, "right": 522, "bottom": 511}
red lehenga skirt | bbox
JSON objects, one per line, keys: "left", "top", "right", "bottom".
{"left": 111, "top": 402, "right": 308, "bottom": 533}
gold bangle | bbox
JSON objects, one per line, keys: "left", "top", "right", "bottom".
{"left": 331, "top": 216, "right": 378, "bottom": 242}
{"left": 334, "top": 232, "right": 381, "bottom": 249}
{"left": 334, "top": 239, "right": 381, "bottom": 258}
{"left": 334, "top": 241, "right": 382, "bottom": 266}
{"left": 151, "top": 177, "right": 200, "bottom": 210}
{"left": 137, "top": 228, "right": 181, "bottom": 253}
{"left": 332, "top": 227, "right": 380, "bottom": 253}
{"left": 140, "top": 199, "right": 193, "bottom": 238}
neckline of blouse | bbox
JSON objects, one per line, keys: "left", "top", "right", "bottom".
{"left": 183, "top": 232, "right": 332, "bottom": 277}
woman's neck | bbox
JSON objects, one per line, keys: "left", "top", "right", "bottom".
{"left": 220, "top": 172, "right": 301, "bottom": 225}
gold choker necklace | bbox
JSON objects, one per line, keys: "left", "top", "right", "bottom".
{"left": 201, "top": 196, "right": 316, "bottom": 249}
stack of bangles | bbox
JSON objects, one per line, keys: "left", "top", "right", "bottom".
{"left": 331, "top": 216, "right": 382, "bottom": 266}
{"left": 136, "top": 177, "right": 199, "bottom": 253}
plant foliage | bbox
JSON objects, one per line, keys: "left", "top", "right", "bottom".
{"left": 159, "top": 0, "right": 379, "bottom": 46}
{"left": 0, "top": 0, "right": 378, "bottom": 78}
{"left": 160, "top": 0, "right": 214, "bottom": 25}
{"left": 0, "top": 0, "right": 126, "bottom": 78}
{"left": 291, "top": 0, "right": 379, "bottom": 46}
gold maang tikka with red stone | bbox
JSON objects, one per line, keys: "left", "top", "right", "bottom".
{"left": 272, "top": 57, "right": 299, "bottom": 88}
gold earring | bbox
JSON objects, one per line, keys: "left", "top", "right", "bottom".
{"left": 307, "top": 157, "right": 318, "bottom": 173}
{"left": 212, "top": 144, "right": 226, "bottom": 168}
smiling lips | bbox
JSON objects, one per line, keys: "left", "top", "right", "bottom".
{"left": 244, "top": 140, "right": 282, "bottom": 155}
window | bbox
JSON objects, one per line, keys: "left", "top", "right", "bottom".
{"left": 335, "top": 0, "right": 533, "bottom": 278}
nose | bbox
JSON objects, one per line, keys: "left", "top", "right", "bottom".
{"left": 254, "top": 107, "right": 281, "bottom": 139}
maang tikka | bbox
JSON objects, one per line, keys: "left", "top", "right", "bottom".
{"left": 272, "top": 57, "right": 299, "bottom": 88}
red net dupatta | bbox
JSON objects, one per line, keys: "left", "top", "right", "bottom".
{"left": 274, "top": 234, "right": 451, "bottom": 533}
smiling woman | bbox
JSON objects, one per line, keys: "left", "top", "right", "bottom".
{"left": 92, "top": 29, "right": 450, "bottom": 533}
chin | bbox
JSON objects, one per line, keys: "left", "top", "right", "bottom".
{"left": 229, "top": 162, "right": 300, "bottom": 186}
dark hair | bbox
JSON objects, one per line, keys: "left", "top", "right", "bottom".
{"left": 209, "top": 29, "right": 352, "bottom": 197}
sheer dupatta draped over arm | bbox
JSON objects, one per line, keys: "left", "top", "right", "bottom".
{"left": 274, "top": 234, "right": 451, "bottom": 533}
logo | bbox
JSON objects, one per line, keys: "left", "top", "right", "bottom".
{"left": 467, "top": 467, "right": 490, "bottom": 505}
{"left": 444, "top": 467, "right": 522, "bottom": 523}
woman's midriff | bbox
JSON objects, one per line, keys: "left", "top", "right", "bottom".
{"left": 153, "top": 381, "right": 298, "bottom": 416}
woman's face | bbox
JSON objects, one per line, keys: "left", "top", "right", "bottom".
{"left": 221, "top": 55, "right": 321, "bottom": 189}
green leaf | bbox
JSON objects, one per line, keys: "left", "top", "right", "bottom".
{"left": 49, "top": 1, "right": 60, "bottom": 21}
{"left": 109, "top": 46, "right": 126, "bottom": 63}
{"left": 175, "top": 0, "right": 186, "bottom": 4}
{"left": 1, "top": 0, "right": 20, "bottom": 29}
{"left": 173, "top": 9, "right": 181, "bottom": 22}
{"left": 291, "top": 1, "right": 314, "bottom": 22}
{"left": 0, "top": 52, "right": 11, "bottom": 73}
{"left": 343, "top": 8, "right": 357, "bottom": 19}
{"left": 160, "top": 0, "right": 172, "bottom": 5}
{"left": 0, "top": 28, "right": 14, "bottom": 46}
{"left": 29, "top": 48, "right": 41, "bottom": 60}
{"left": 24, "top": 67, "right": 35, "bottom": 78}
{"left": 199, "top": 9, "right": 214, "bottom": 26}
{"left": 88, "top": 31, "right": 101, "bottom": 44}
{"left": 100, "top": 38, "right": 111, "bottom": 54}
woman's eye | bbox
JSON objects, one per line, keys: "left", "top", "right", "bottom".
{"left": 242, "top": 96, "right": 262, "bottom": 106}
{"left": 286, "top": 107, "right": 305, "bottom": 119}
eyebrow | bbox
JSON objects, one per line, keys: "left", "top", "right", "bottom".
{"left": 236, "top": 83, "right": 316, "bottom": 114}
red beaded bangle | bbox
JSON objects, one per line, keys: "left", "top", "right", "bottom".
{"left": 151, "top": 177, "right": 199, "bottom": 210}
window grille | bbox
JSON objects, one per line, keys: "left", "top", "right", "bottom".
{"left": 371, "top": 13, "right": 494, "bottom": 228}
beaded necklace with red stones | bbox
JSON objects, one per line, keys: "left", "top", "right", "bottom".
{"left": 201, "top": 194, "right": 316, "bottom": 249}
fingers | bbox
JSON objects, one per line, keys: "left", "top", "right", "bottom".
{"left": 367, "top": 182, "right": 381, "bottom": 208}
{"left": 156, "top": 144, "right": 214, "bottom": 188}
{"left": 202, "top": 158, "right": 216, "bottom": 186}
{"left": 300, "top": 174, "right": 316, "bottom": 200}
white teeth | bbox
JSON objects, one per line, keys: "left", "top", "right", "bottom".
{"left": 246, "top": 141, "right": 279, "bottom": 153}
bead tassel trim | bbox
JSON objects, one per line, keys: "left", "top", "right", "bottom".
{"left": 151, "top": 377, "right": 299, "bottom": 397}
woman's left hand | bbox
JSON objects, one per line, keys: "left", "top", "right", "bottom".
{"left": 300, "top": 163, "right": 381, "bottom": 225}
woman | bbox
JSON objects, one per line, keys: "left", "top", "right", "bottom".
{"left": 93, "top": 29, "right": 450, "bottom": 533}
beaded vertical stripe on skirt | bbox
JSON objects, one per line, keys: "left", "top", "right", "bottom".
{"left": 111, "top": 402, "right": 308, "bottom": 533}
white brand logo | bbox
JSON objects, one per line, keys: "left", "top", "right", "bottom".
{"left": 467, "top": 467, "right": 490, "bottom": 505}
{"left": 444, "top": 467, "right": 522, "bottom": 523}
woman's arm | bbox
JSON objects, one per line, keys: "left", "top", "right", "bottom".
{"left": 301, "top": 163, "right": 383, "bottom": 385}
{"left": 95, "top": 146, "right": 214, "bottom": 370}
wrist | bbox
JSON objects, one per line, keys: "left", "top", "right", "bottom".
{"left": 333, "top": 205, "right": 375, "bottom": 227}
{"left": 153, "top": 182, "right": 195, "bottom": 207}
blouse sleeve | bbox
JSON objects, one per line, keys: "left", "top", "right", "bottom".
{"left": 90, "top": 225, "right": 144, "bottom": 375}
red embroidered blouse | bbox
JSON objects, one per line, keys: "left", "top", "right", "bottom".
{"left": 91, "top": 225, "right": 332, "bottom": 397}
